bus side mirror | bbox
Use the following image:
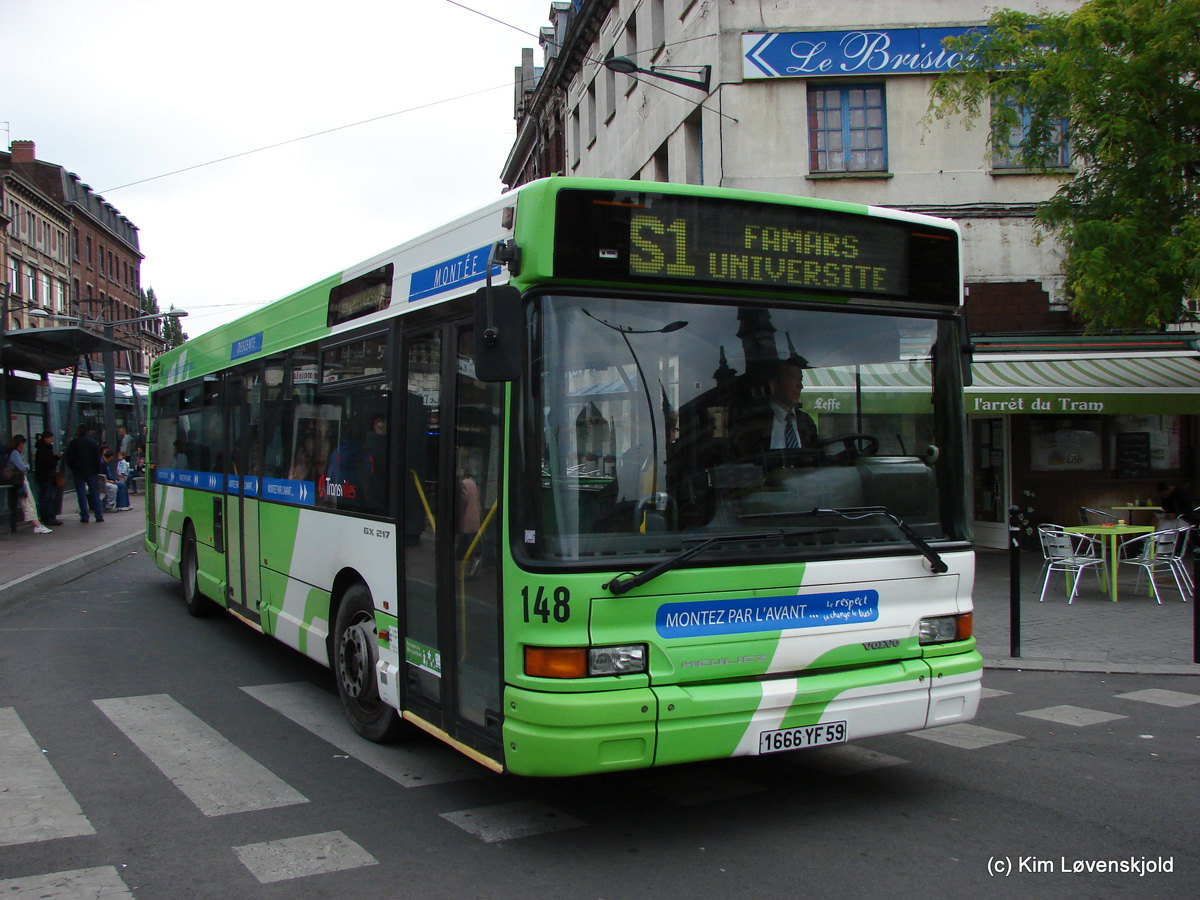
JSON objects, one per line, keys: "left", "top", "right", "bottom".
{"left": 474, "top": 285, "right": 524, "bottom": 382}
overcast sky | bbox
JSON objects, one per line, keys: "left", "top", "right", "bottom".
{"left": 5, "top": 0, "right": 554, "bottom": 337}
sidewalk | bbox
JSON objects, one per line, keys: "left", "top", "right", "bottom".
{"left": 972, "top": 547, "right": 1198, "bottom": 674}
{"left": 0, "top": 488, "right": 146, "bottom": 611}
{"left": 2, "top": 502, "right": 1197, "bottom": 674}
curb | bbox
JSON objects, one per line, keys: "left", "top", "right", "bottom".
{"left": 0, "top": 533, "right": 144, "bottom": 612}
{"left": 982, "top": 656, "right": 1200, "bottom": 676}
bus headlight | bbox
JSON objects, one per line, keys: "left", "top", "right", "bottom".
{"left": 588, "top": 644, "right": 647, "bottom": 675}
{"left": 524, "top": 644, "right": 648, "bottom": 678}
{"left": 919, "top": 613, "right": 972, "bottom": 645}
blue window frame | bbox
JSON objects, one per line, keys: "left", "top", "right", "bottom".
{"left": 808, "top": 84, "right": 887, "bottom": 173}
{"left": 992, "top": 98, "right": 1071, "bottom": 169}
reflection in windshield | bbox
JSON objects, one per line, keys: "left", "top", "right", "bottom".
{"left": 523, "top": 296, "right": 967, "bottom": 563}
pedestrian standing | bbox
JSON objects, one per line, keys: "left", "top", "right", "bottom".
{"left": 114, "top": 450, "right": 132, "bottom": 511}
{"left": 33, "top": 431, "right": 64, "bottom": 526}
{"left": 64, "top": 424, "right": 105, "bottom": 523}
{"left": 6, "top": 435, "right": 52, "bottom": 534}
{"left": 117, "top": 425, "right": 134, "bottom": 461}
{"left": 101, "top": 448, "right": 119, "bottom": 511}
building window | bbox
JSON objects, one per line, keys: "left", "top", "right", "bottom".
{"left": 571, "top": 105, "right": 581, "bottom": 167}
{"left": 605, "top": 51, "right": 617, "bottom": 121}
{"left": 991, "top": 97, "right": 1071, "bottom": 170}
{"left": 8, "top": 258, "right": 19, "bottom": 296}
{"left": 684, "top": 110, "right": 703, "bottom": 185}
{"left": 86, "top": 236, "right": 93, "bottom": 268}
{"left": 623, "top": 13, "right": 638, "bottom": 93}
{"left": 587, "top": 79, "right": 597, "bottom": 146}
{"left": 808, "top": 84, "right": 887, "bottom": 173}
{"left": 650, "top": 0, "right": 665, "bottom": 52}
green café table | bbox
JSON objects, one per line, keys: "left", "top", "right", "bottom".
{"left": 1110, "top": 505, "right": 1163, "bottom": 526}
{"left": 1064, "top": 523, "right": 1154, "bottom": 602}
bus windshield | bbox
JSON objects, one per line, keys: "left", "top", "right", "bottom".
{"left": 522, "top": 294, "right": 968, "bottom": 564}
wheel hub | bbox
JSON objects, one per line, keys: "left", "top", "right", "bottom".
{"left": 339, "top": 621, "right": 376, "bottom": 699}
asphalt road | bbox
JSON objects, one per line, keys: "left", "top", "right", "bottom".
{"left": 1, "top": 553, "right": 1197, "bottom": 899}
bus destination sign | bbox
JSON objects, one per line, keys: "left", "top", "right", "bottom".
{"left": 554, "top": 189, "right": 956, "bottom": 304}
{"left": 327, "top": 263, "right": 394, "bottom": 327}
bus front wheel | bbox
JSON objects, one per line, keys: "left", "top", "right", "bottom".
{"left": 334, "top": 584, "right": 410, "bottom": 743}
{"left": 181, "top": 525, "right": 218, "bottom": 617}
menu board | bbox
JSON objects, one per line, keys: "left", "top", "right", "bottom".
{"left": 1115, "top": 431, "right": 1151, "bottom": 479}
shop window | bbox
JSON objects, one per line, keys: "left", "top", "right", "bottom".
{"left": 1110, "top": 415, "right": 1181, "bottom": 472}
{"left": 1029, "top": 418, "right": 1103, "bottom": 471}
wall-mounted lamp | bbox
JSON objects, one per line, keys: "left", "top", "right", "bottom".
{"left": 604, "top": 55, "right": 711, "bottom": 93}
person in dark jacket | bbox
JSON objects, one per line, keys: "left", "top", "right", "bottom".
{"left": 33, "top": 431, "right": 64, "bottom": 526}
{"left": 64, "top": 424, "right": 105, "bottom": 523}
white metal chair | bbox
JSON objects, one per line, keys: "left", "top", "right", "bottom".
{"left": 1038, "top": 524, "right": 1108, "bottom": 604}
{"left": 1169, "top": 526, "right": 1193, "bottom": 598}
{"left": 1118, "top": 529, "right": 1189, "bottom": 604}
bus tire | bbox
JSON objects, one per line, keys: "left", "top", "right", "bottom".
{"left": 334, "top": 584, "right": 410, "bottom": 742}
{"left": 181, "top": 525, "right": 219, "bottom": 617}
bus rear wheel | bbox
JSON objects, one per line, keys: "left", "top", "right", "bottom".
{"left": 334, "top": 584, "right": 410, "bottom": 742}
{"left": 181, "top": 525, "right": 218, "bottom": 617}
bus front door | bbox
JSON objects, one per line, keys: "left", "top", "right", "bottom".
{"left": 224, "top": 371, "right": 262, "bottom": 624}
{"left": 402, "top": 324, "right": 503, "bottom": 762}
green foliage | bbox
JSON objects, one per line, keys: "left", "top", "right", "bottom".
{"left": 139, "top": 286, "right": 188, "bottom": 347}
{"left": 928, "top": 0, "right": 1200, "bottom": 329}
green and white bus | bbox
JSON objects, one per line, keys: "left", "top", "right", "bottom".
{"left": 147, "top": 177, "right": 981, "bottom": 776}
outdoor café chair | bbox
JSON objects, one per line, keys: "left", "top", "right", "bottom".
{"left": 1118, "top": 529, "right": 1189, "bottom": 604}
{"left": 1038, "top": 524, "right": 1108, "bottom": 605}
{"left": 1169, "top": 525, "right": 1193, "bottom": 597}
{"left": 1079, "top": 506, "right": 1118, "bottom": 526}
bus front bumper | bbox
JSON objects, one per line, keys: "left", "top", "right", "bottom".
{"left": 502, "top": 652, "right": 982, "bottom": 777}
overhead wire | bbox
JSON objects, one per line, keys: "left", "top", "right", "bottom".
{"left": 102, "top": 0, "right": 732, "bottom": 194}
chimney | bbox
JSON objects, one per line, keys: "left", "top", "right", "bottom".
{"left": 10, "top": 140, "right": 36, "bottom": 163}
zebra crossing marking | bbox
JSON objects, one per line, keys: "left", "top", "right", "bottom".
{"left": 798, "top": 743, "right": 909, "bottom": 774}
{"left": 240, "top": 681, "right": 490, "bottom": 787}
{"left": 93, "top": 693, "right": 308, "bottom": 816}
{"left": 440, "top": 800, "right": 584, "bottom": 843}
{"left": 1115, "top": 688, "right": 1200, "bottom": 708}
{"left": 0, "top": 866, "right": 133, "bottom": 899}
{"left": 1019, "top": 705, "right": 1126, "bottom": 727}
{"left": 0, "top": 707, "right": 95, "bottom": 847}
{"left": 233, "top": 830, "right": 379, "bottom": 883}
{"left": 909, "top": 723, "right": 1024, "bottom": 750}
{"left": 979, "top": 687, "right": 1011, "bottom": 699}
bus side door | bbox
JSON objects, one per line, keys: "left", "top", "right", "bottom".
{"left": 401, "top": 319, "right": 503, "bottom": 763}
{"left": 224, "top": 369, "right": 262, "bottom": 623}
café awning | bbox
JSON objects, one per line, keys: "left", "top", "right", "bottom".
{"left": 967, "top": 352, "right": 1200, "bottom": 415}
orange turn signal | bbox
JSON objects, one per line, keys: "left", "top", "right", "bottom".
{"left": 956, "top": 612, "right": 973, "bottom": 641}
{"left": 524, "top": 646, "right": 587, "bottom": 679}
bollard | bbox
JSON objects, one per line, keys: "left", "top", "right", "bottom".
{"left": 1194, "top": 542, "right": 1198, "bottom": 665}
{"left": 1009, "top": 505, "right": 1021, "bottom": 659}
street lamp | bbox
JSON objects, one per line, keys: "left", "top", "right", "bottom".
{"left": 604, "top": 55, "right": 711, "bottom": 92}
{"left": 31, "top": 306, "right": 187, "bottom": 446}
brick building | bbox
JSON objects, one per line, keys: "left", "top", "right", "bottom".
{"left": 2, "top": 141, "right": 165, "bottom": 377}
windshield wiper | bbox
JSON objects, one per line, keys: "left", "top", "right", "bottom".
{"left": 604, "top": 531, "right": 784, "bottom": 596}
{"left": 740, "top": 505, "right": 949, "bottom": 574}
